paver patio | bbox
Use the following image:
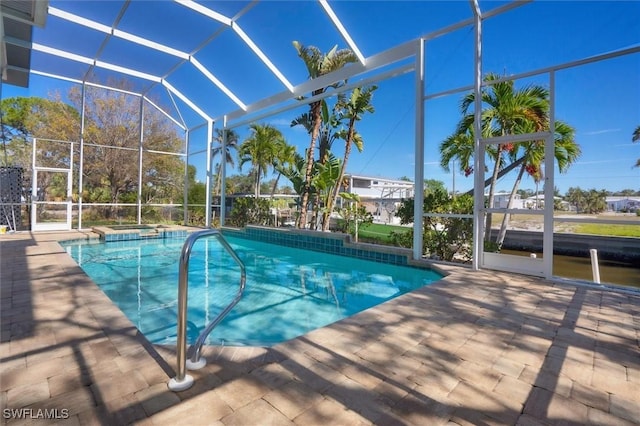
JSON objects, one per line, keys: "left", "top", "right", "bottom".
{"left": 1, "top": 231, "right": 638, "bottom": 425}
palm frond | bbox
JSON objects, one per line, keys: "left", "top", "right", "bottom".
{"left": 633, "top": 125, "right": 640, "bottom": 142}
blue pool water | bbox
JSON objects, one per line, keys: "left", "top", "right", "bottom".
{"left": 62, "top": 235, "right": 442, "bottom": 346}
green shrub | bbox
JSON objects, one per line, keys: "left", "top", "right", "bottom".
{"left": 394, "top": 188, "right": 473, "bottom": 262}
{"left": 228, "top": 197, "right": 271, "bottom": 228}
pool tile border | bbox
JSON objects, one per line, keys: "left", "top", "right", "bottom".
{"left": 222, "top": 226, "right": 419, "bottom": 268}
{"left": 92, "top": 225, "right": 190, "bottom": 242}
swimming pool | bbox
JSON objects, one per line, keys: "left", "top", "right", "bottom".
{"left": 62, "top": 234, "right": 442, "bottom": 346}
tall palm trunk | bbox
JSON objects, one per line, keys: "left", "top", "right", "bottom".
{"left": 299, "top": 97, "right": 322, "bottom": 229}
{"left": 213, "top": 163, "right": 222, "bottom": 195}
{"left": 496, "top": 163, "right": 526, "bottom": 248}
{"left": 322, "top": 118, "right": 356, "bottom": 231}
{"left": 485, "top": 145, "right": 503, "bottom": 243}
{"left": 270, "top": 173, "right": 281, "bottom": 199}
{"left": 254, "top": 166, "right": 262, "bottom": 198}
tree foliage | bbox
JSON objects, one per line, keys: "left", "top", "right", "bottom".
{"left": 69, "top": 83, "right": 185, "bottom": 217}
{"left": 392, "top": 188, "right": 474, "bottom": 262}
{"left": 238, "top": 123, "right": 286, "bottom": 198}
{"left": 323, "top": 85, "right": 377, "bottom": 231}
{"left": 566, "top": 187, "right": 607, "bottom": 214}
{"left": 227, "top": 197, "right": 271, "bottom": 228}
{"left": 633, "top": 125, "right": 640, "bottom": 168}
{"left": 335, "top": 192, "right": 373, "bottom": 240}
{"left": 1, "top": 80, "right": 187, "bottom": 224}
{"left": 440, "top": 73, "right": 580, "bottom": 249}
{"left": 292, "top": 41, "right": 357, "bottom": 229}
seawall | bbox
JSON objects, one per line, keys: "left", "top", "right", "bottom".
{"left": 492, "top": 230, "right": 640, "bottom": 265}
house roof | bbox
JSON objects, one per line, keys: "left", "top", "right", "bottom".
{"left": 1, "top": 0, "right": 49, "bottom": 87}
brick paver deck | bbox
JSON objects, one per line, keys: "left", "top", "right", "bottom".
{"left": 1, "top": 231, "right": 639, "bottom": 425}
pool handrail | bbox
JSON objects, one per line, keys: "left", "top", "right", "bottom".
{"left": 168, "top": 229, "right": 246, "bottom": 392}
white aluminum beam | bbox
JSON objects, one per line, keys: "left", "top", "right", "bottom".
{"left": 48, "top": 7, "right": 112, "bottom": 33}
{"left": 50, "top": 5, "right": 250, "bottom": 112}
{"left": 31, "top": 69, "right": 82, "bottom": 85}
{"left": 113, "top": 29, "right": 190, "bottom": 59}
{"left": 228, "top": 62, "right": 414, "bottom": 129}
{"left": 205, "top": 119, "right": 214, "bottom": 227}
{"left": 164, "top": 86, "right": 188, "bottom": 129}
{"left": 161, "top": 80, "right": 211, "bottom": 121}
{"left": 176, "top": 0, "right": 294, "bottom": 92}
{"left": 143, "top": 96, "right": 186, "bottom": 130}
{"left": 49, "top": 6, "right": 189, "bottom": 59}
{"left": 220, "top": 118, "right": 228, "bottom": 226}
{"left": 95, "top": 60, "right": 162, "bottom": 82}
{"left": 189, "top": 56, "right": 247, "bottom": 110}
{"left": 32, "top": 43, "right": 94, "bottom": 65}
{"left": 175, "top": 0, "right": 232, "bottom": 26}
{"left": 319, "top": 0, "right": 365, "bottom": 65}
{"left": 31, "top": 42, "right": 163, "bottom": 82}
{"left": 543, "top": 71, "right": 556, "bottom": 279}
{"left": 220, "top": 39, "right": 416, "bottom": 123}
{"left": 480, "top": 131, "right": 551, "bottom": 146}
{"left": 137, "top": 98, "right": 145, "bottom": 224}
{"left": 413, "top": 39, "right": 425, "bottom": 261}
{"left": 232, "top": 23, "right": 294, "bottom": 92}
{"left": 470, "top": 0, "right": 483, "bottom": 271}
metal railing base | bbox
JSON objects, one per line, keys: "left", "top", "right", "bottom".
{"left": 168, "top": 374, "right": 194, "bottom": 392}
{"left": 187, "top": 357, "right": 207, "bottom": 370}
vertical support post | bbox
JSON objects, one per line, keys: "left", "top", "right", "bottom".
{"left": 412, "top": 38, "right": 425, "bottom": 261}
{"left": 78, "top": 83, "right": 86, "bottom": 229}
{"left": 137, "top": 98, "right": 145, "bottom": 225}
{"left": 470, "top": 0, "right": 483, "bottom": 270}
{"left": 183, "top": 129, "right": 190, "bottom": 225}
{"left": 543, "top": 71, "right": 556, "bottom": 279}
{"left": 590, "top": 249, "right": 601, "bottom": 283}
{"left": 205, "top": 120, "right": 214, "bottom": 227}
{"left": 67, "top": 143, "right": 73, "bottom": 230}
{"left": 220, "top": 117, "right": 228, "bottom": 227}
{"left": 31, "top": 138, "right": 37, "bottom": 228}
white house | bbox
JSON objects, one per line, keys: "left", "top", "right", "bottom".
{"left": 342, "top": 174, "right": 414, "bottom": 225}
{"left": 491, "top": 192, "right": 568, "bottom": 210}
{"left": 606, "top": 196, "right": 640, "bottom": 212}
{"left": 491, "top": 192, "right": 525, "bottom": 209}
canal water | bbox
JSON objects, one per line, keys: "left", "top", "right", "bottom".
{"left": 501, "top": 250, "right": 640, "bottom": 289}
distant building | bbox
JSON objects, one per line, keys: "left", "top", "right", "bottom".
{"left": 342, "top": 174, "right": 414, "bottom": 225}
{"left": 606, "top": 196, "right": 640, "bottom": 212}
{"left": 490, "top": 192, "right": 567, "bottom": 210}
{"left": 491, "top": 192, "right": 525, "bottom": 209}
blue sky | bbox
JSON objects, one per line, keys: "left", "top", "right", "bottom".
{"left": 3, "top": 0, "right": 639, "bottom": 194}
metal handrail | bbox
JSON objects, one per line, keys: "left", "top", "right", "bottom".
{"left": 168, "top": 229, "right": 246, "bottom": 392}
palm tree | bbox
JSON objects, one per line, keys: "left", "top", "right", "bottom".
{"left": 293, "top": 42, "right": 357, "bottom": 229}
{"left": 291, "top": 99, "right": 342, "bottom": 227}
{"left": 566, "top": 187, "right": 585, "bottom": 213}
{"left": 584, "top": 189, "right": 607, "bottom": 213}
{"left": 238, "top": 123, "right": 285, "bottom": 198}
{"left": 212, "top": 128, "right": 239, "bottom": 195}
{"left": 269, "top": 139, "right": 297, "bottom": 198}
{"left": 275, "top": 151, "right": 341, "bottom": 229}
{"left": 274, "top": 151, "right": 308, "bottom": 227}
{"left": 313, "top": 152, "right": 342, "bottom": 225}
{"left": 495, "top": 120, "right": 580, "bottom": 248}
{"left": 633, "top": 125, "right": 640, "bottom": 168}
{"left": 441, "top": 73, "right": 560, "bottom": 243}
{"left": 322, "top": 85, "right": 377, "bottom": 231}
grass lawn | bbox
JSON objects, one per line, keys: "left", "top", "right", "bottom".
{"left": 356, "top": 216, "right": 640, "bottom": 241}
{"left": 358, "top": 223, "right": 409, "bottom": 243}
{"left": 574, "top": 223, "right": 640, "bottom": 238}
